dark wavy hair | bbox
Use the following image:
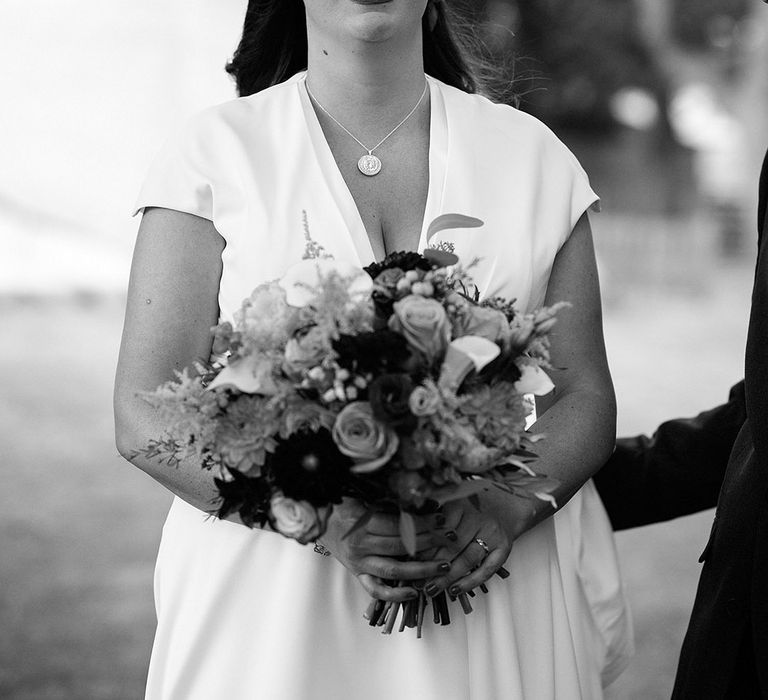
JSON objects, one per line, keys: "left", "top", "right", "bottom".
{"left": 225, "top": 0, "right": 502, "bottom": 99}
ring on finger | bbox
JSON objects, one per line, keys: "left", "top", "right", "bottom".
{"left": 474, "top": 537, "right": 490, "bottom": 555}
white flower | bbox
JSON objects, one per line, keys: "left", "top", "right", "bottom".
{"left": 207, "top": 354, "right": 279, "bottom": 395}
{"left": 514, "top": 364, "right": 555, "bottom": 396}
{"left": 438, "top": 335, "right": 500, "bottom": 392}
{"left": 235, "top": 283, "right": 294, "bottom": 352}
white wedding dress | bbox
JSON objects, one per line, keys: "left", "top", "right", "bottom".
{"left": 134, "top": 73, "right": 633, "bottom": 700}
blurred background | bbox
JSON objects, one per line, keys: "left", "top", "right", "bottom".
{"left": 1, "top": 0, "right": 766, "bottom": 697}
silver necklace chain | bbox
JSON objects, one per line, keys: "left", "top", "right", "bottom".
{"left": 304, "top": 78, "right": 428, "bottom": 177}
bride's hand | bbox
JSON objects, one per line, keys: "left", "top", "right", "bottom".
{"left": 421, "top": 497, "right": 517, "bottom": 598}
{"left": 319, "top": 499, "right": 451, "bottom": 602}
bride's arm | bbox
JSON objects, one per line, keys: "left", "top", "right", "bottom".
{"left": 463, "top": 211, "right": 615, "bottom": 532}
{"left": 114, "top": 207, "right": 226, "bottom": 509}
{"left": 115, "top": 207, "right": 446, "bottom": 600}
{"left": 424, "top": 211, "right": 616, "bottom": 593}
{"left": 526, "top": 209, "right": 616, "bottom": 510}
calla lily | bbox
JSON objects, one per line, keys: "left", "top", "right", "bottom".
{"left": 207, "top": 354, "right": 279, "bottom": 395}
{"left": 426, "top": 213, "right": 484, "bottom": 242}
{"left": 279, "top": 258, "right": 373, "bottom": 308}
{"left": 514, "top": 364, "right": 555, "bottom": 396}
{"left": 438, "top": 335, "right": 500, "bottom": 392}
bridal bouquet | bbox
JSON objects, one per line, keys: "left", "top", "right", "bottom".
{"left": 140, "top": 214, "right": 565, "bottom": 635}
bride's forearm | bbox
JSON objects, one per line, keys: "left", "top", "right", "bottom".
{"left": 484, "top": 385, "right": 616, "bottom": 538}
{"left": 115, "top": 398, "right": 236, "bottom": 520}
{"left": 115, "top": 209, "right": 229, "bottom": 517}
{"left": 530, "top": 385, "right": 616, "bottom": 507}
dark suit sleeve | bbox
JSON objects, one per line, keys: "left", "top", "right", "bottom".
{"left": 758, "top": 150, "right": 766, "bottom": 238}
{"left": 594, "top": 382, "right": 746, "bottom": 530}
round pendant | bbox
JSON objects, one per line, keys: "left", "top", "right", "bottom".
{"left": 358, "top": 154, "right": 382, "bottom": 177}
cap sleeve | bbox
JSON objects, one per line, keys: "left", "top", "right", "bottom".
{"left": 540, "top": 127, "right": 600, "bottom": 251}
{"left": 523, "top": 116, "right": 601, "bottom": 309}
{"left": 132, "top": 111, "right": 216, "bottom": 220}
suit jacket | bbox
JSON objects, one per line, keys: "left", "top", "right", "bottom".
{"left": 595, "top": 151, "right": 768, "bottom": 698}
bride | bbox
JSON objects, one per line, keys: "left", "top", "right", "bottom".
{"left": 115, "top": 1, "right": 633, "bottom": 698}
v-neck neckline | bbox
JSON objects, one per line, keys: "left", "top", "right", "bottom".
{"left": 296, "top": 72, "right": 448, "bottom": 265}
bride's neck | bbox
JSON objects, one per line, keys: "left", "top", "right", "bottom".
{"left": 305, "top": 31, "right": 426, "bottom": 126}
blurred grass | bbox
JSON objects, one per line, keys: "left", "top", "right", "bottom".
{"left": 0, "top": 228, "right": 755, "bottom": 698}
{"left": 0, "top": 297, "right": 169, "bottom": 700}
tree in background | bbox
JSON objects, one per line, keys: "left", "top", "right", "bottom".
{"left": 476, "top": 0, "right": 664, "bottom": 131}
{"left": 672, "top": 0, "right": 750, "bottom": 49}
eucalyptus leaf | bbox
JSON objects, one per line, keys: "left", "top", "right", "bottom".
{"left": 501, "top": 472, "right": 560, "bottom": 495}
{"left": 433, "top": 479, "right": 492, "bottom": 505}
{"left": 505, "top": 460, "right": 536, "bottom": 475}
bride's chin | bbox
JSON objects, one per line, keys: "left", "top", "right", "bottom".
{"left": 342, "top": 1, "right": 423, "bottom": 42}
{"left": 352, "top": 16, "right": 428, "bottom": 46}
{"left": 348, "top": 16, "right": 399, "bottom": 42}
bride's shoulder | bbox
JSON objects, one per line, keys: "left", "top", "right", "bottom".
{"left": 179, "top": 75, "right": 303, "bottom": 142}
{"left": 435, "top": 78, "right": 568, "bottom": 151}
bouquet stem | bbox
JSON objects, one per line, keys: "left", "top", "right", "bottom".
{"left": 364, "top": 568, "right": 511, "bottom": 633}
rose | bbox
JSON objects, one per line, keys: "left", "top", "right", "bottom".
{"left": 458, "top": 305, "right": 510, "bottom": 344}
{"left": 408, "top": 383, "right": 441, "bottom": 417}
{"left": 388, "top": 295, "right": 451, "bottom": 363}
{"left": 269, "top": 492, "right": 330, "bottom": 543}
{"left": 448, "top": 293, "right": 510, "bottom": 345}
{"left": 332, "top": 402, "right": 399, "bottom": 473}
{"left": 368, "top": 374, "right": 417, "bottom": 432}
{"left": 282, "top": 326, "right": 329, "bottom": 379}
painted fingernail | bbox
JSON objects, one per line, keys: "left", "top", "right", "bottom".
{"left": 445, "top": 530, "right": 458, "bottom": 542}
{"left": 458, "top": 593, "right": 473, "bottom": 614}
{"left": 439, "top": 562, "right": 451, "bottom": 572}
{"left": 449, "top": 585, "right": 461, "bottom": 596}
{"left": 425, "top": 583, "right": 440, "bottom": 597}
{"left": 495, "top": 566, "right": 511, "bottom": 580}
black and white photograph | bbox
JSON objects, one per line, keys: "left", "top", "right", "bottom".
{"left": 1, "top": 1, "right": 766, "bottom": 698}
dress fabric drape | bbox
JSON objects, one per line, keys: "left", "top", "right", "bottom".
{"left": 134, "top": 73, "right": 633, "bottom": 700}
